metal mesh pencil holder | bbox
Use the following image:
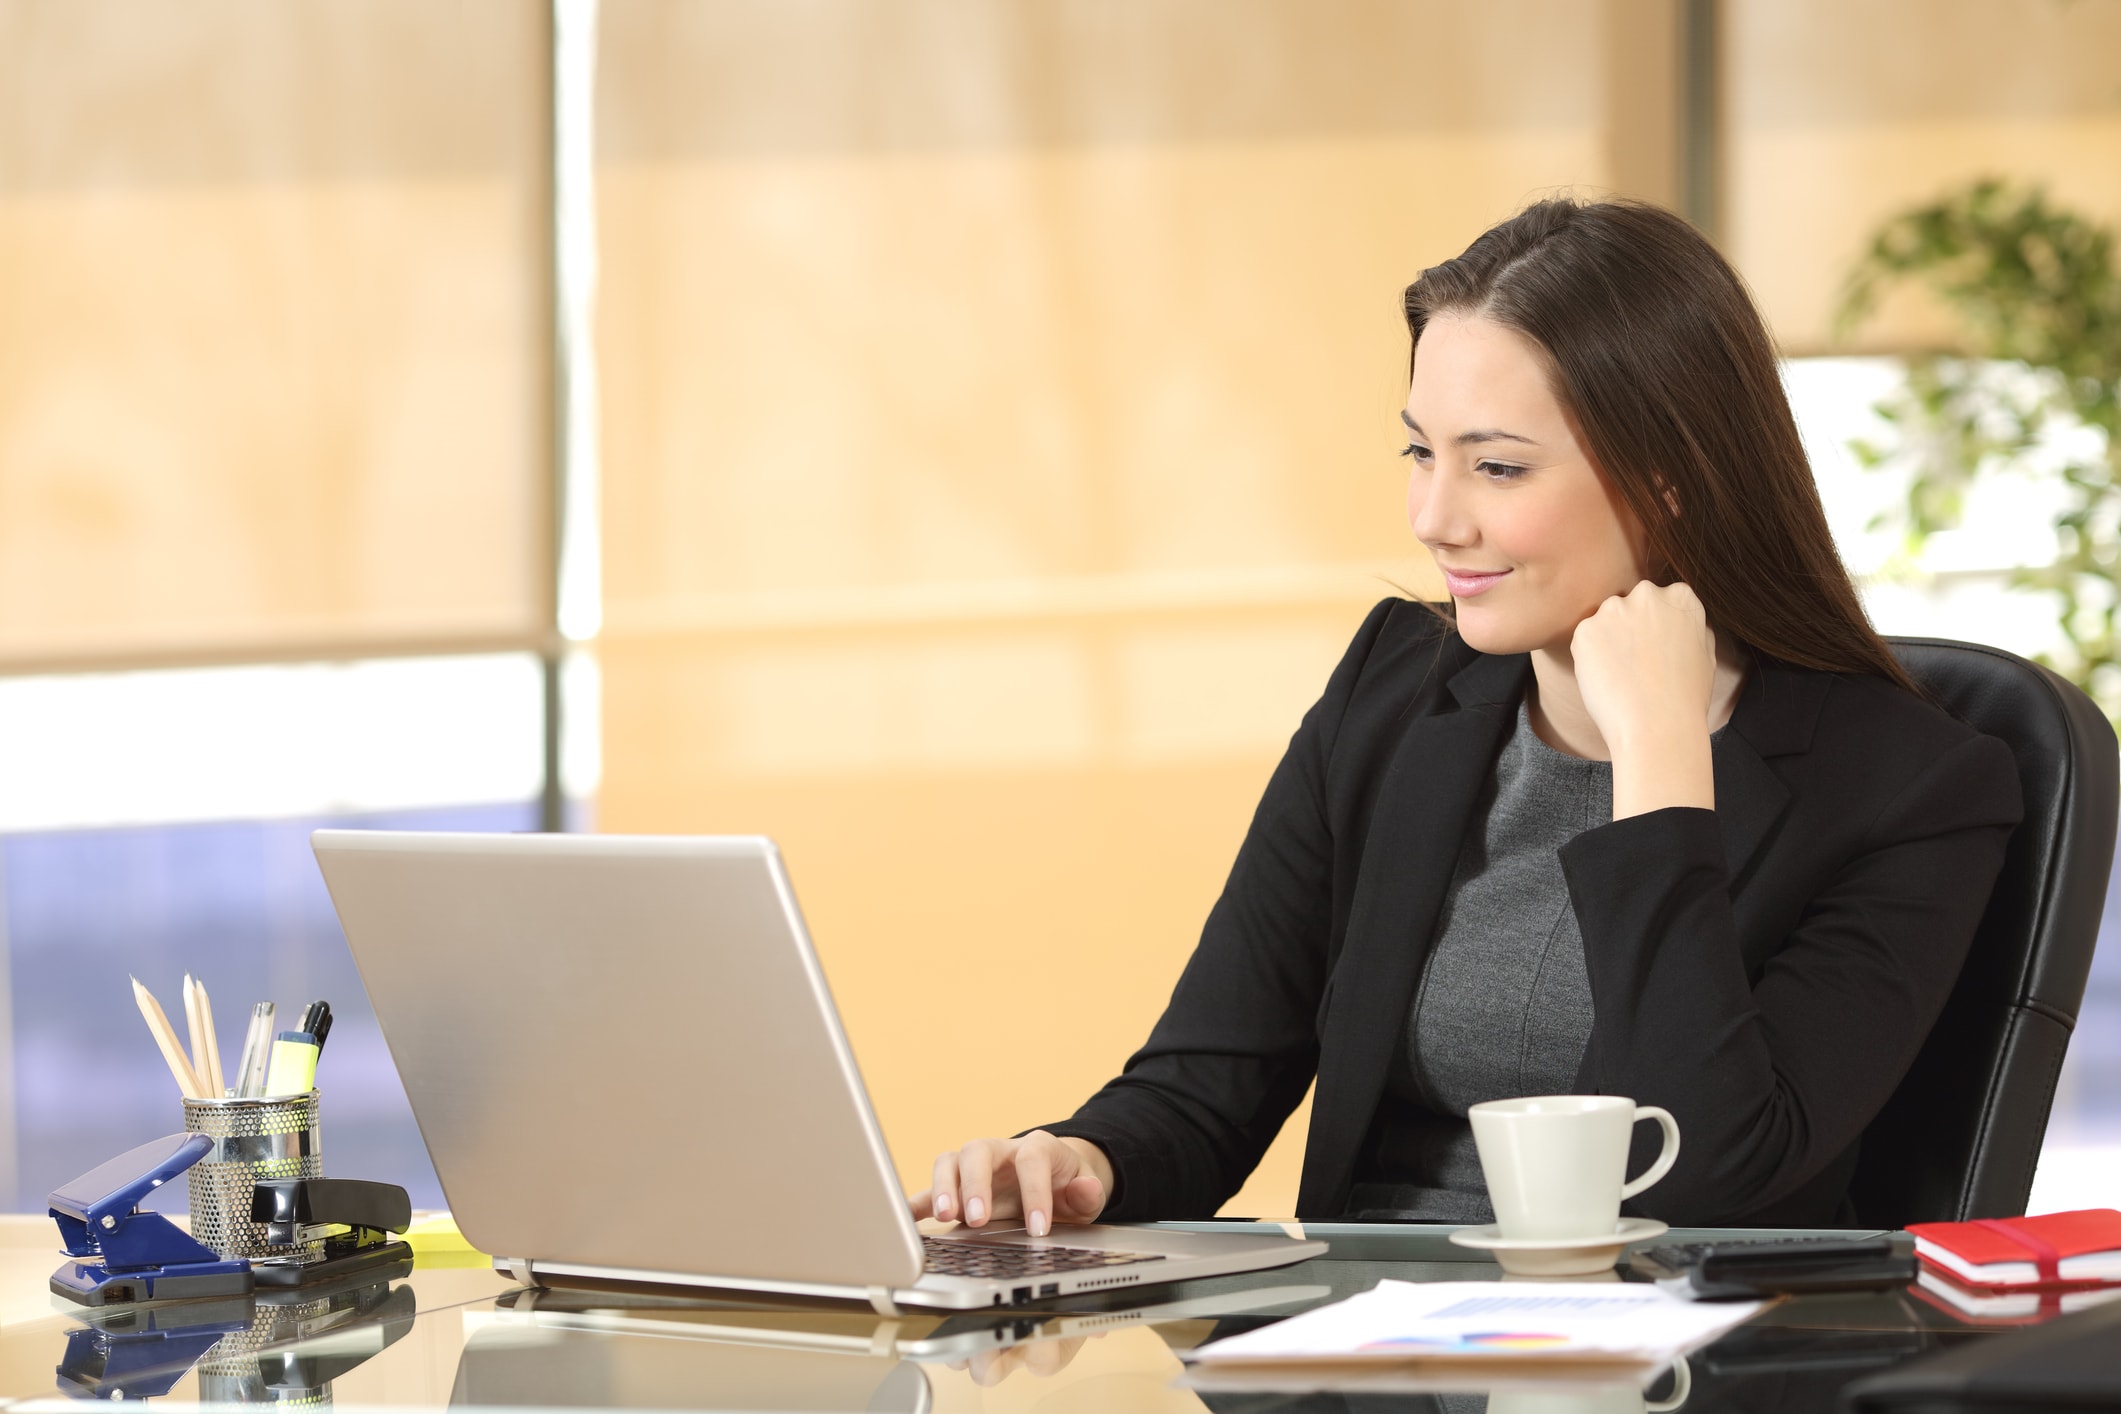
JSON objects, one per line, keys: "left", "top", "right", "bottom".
{"left": 183, "top": 1092, "right": 324, "bottom": 1264}
{"left": 198, "top": 1294, "right": 336, "bottom": 1408}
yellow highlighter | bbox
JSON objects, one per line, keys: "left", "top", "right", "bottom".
{"left": 264, "top": 1030, "right": 320, "bottom": 1096}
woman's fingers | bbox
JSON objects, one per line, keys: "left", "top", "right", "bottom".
{"left": 929, "top": 1150, "right": 961, "bottom": 1223}
{"left": 1015, "top": 1132, "right": 1059, "bottom": 1238}
{"left": 958, "top": 1139, "right": 999, "bottom": 1227}
{"left": 1573, "top": 579, "right": 1721, "bottom": 818}
{"left": 917, "top": 1133, "right": 1118, "bottom": 1230}
{"left": 923, "top": 1138, "right": 1017, "bottom": 1228}
{"left": 1572, "top": 580, "right": 1717, "bottom": 733}
{"left": 961, "top": 1336, "right": 1094, "bottom": 1388}
{"left": 966, "top": 1348, "right": 1011, "bottom": 1387}
{"left": 1057, "top": 1171, "right": 1106, "bottom": 1223}
{"left": 1020, "top": 1337, "right": 1080, "bottom": 1377}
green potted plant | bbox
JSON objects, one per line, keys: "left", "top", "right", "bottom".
{"left": 1838, "top": 179, "right": 2121, "bottom": 713}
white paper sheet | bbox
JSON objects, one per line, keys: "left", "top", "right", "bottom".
{"left": 1186, "top": 1280, "right": 1763, "bottom": 1366}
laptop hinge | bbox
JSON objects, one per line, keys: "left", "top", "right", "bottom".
{"left": 865, "top": 1285, "right": 902, "bottom": 1318}
{"left": 506, "top": 1258, "right": 539, "bottom": 1288}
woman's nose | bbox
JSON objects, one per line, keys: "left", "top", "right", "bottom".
{"left": 1409, "top": 465, "right": 1470, "bottom": 547}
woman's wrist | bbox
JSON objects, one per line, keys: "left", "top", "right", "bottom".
{"left": 1608, "top": 719, "right": 1715, "bottom": 819}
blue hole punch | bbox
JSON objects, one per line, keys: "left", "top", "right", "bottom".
{"left": 50, "top": 1133, "right": 254, "bottom": 1306}
{"left": 57, "top": 1296, "right": 256, "bottom": 1399}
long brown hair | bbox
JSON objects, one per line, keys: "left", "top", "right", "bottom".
{"left": 1405, "top": 197, "right": 1916, "bottom": 693}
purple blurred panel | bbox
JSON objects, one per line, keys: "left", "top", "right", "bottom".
{"left": 2062, "top": 833, "right": 2121, "bottom": 1140}
{"left": 4, "top": 802, "right": 535, "bottom": 1214}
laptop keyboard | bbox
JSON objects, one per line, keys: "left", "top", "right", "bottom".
{"left": 921, "top": 1234, "right": 1166, "bottom": 1280}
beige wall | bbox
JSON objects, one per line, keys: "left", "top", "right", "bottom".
{"left": 1728, "top": 0, "right": 2121, "bottom": 353}
{"left": 0, "top": 1, "right": 549, "bottom": 669}
{"left": 11, "top": 0, "right": 2112, "bottom": 1222}
{"left": 594, "top": 0, "right": 1682, "bottom": 1215}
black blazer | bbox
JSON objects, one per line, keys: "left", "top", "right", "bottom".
{"left": 1045, "top": 599, "right": 2025, "bottom": 1226}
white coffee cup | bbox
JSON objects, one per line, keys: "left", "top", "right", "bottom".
{"left": 1468, "top": 1095, "right": 1681, "bottom": 1241}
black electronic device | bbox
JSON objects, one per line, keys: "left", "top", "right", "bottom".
{"left": 248, "top": 1178, "right": 413, "bottom": 1288}
{"left": 1630, "top": 1233, "right": 1918, "bottom": 1300}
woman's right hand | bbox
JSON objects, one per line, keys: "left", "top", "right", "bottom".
{"left": 909, "top": 1131, "right": 1113, "bottom": 1238}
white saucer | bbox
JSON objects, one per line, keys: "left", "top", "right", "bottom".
{"left": 1448, "top": 1217, "right": 1669, "bottom": 1276}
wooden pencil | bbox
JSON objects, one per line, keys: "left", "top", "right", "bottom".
{"left": 132, "top": 977, "right": 204, "bottom": 1099}
{"left": 196, "top": 977, "right": 226, "bottom": 1096}
{"left": 183, "top": 975, "right": 207, "bottom": 1095}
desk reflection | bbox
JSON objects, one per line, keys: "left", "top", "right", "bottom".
{"left": 0, "top": 1223, "right": 2037, "bottom": 1412}
{"left": 449, "top": 1283, "right": 1974, "bottom": 1414}
{"left": 459, "top": 1279, "right": 1340, "bottom": 1409}
{"left": 57, "top": 1269, "right": 415, "bottom": 1403}
{"left": 453, "top": 1311, "right": 930, "bottom": 1412}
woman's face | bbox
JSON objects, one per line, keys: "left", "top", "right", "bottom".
{"left": 1403, "top": 313, "right": 1653, "bottom": 657}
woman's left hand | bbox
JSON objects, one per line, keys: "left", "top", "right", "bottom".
{"left": 1571, "top": 581, "right": 1719, "bottom": 817}
{"left": 947, "top": 1336, "right": 1094, "bottom": 1388}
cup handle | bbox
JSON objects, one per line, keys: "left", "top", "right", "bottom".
{"left": 1619, "top": 1105, "right": 1681, "bottom": 1200}
{"left": 1646, "top": 1354, "right": 1692, "bottom": 1412}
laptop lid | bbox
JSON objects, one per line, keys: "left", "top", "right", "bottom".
{"left": 311, "top": 831, "right": 925, "bottom": 1290}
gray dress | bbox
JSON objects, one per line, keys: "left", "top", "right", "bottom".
{"left": 1348, "top": 701, "right": 1612, "bottom": 1222}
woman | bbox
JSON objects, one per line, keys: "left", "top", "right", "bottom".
{"left": 912, "top": 198, "right": 2024, "bottom": 1233}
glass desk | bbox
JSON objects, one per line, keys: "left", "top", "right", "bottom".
{"left": 0, "top": 1216, "right": 2048, "bottom": 1411}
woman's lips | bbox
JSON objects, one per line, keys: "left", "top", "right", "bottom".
{"left": 1441, "top": 567, "right": 1510, "bottom": 598}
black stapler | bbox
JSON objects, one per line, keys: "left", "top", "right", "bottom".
{"left": 249, "top": 1178, "right": 414, "bottom": 1287}
{"left": 201, "top": 1278, "right": 419, "bottom": 1404}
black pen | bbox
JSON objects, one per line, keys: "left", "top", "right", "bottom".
{"left": 298, "top": 1000, "right": 334, "bottom": 1055}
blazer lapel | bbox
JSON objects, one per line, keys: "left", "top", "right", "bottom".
{"left": 1297, "top": 649, "right": 1528, "bottom": 1219}
{"left": 1714, "top": 658, "right": 1830, "bottom": 887}
{"left": 1712, "top": 733, "right": 1788, "bottom": 888}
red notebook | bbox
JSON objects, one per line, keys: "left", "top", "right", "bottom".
{"left": 1913, "top": 1268, "right": 2121, "bottom": 1326}
{"left": 1908, "top": 1209, "right": 2121, "bottom": 1290}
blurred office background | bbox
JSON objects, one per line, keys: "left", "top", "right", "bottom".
{"left": 0, "top": 0, "right": 2113, "bottom": 1218}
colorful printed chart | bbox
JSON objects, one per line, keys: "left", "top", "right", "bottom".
{"left": 1189, "top": 1280, "right": 1762, "bottom": 1367}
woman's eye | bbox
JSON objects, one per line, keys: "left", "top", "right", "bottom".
{"left": 1477, "top": 460, "right": 1529, "bottom": 481}
{"left": 1400, "top": 442, "right": 1432, "bottom": 462}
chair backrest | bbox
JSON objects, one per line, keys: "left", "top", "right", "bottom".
{"left": 1849, "top": 638, "right": 2117, "bottom": 1226}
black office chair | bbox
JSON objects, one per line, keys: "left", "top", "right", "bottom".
{"left": 1848, "top": 638, "right": 2118, "bottom": 1227}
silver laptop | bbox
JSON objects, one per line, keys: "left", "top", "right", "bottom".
{"left": 310, "top": 831, "right": 1325, "bottom": 1311}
